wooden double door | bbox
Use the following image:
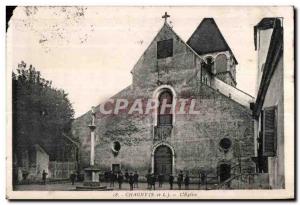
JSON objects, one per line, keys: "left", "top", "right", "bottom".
{"left": 154, "top": 145, "right": 172, "bottom": 176}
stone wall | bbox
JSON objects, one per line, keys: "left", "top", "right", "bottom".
{"left": 72, "top": 84, "right": 255, "bottom": 176}
{"left": 16, "top": 144, "right": 49, "bottom": 181}
{"left": 35, "top": 145, "right": 49, "bottom": 177}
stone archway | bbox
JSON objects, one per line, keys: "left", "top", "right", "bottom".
{"left": 154, "top": 145, "right": 172, "bottom": 176}
{"left": 152, "top": 85, "right": 177, "bottom": 126}
{"left": 151, "top": 143, "right": 175, "bottom": 175}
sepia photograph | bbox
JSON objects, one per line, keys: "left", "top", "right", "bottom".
{"left": 5, "top": 6, "right": 294, "bottom": 200}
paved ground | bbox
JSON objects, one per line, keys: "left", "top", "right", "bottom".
{"left": 14, "top": 181, "right": 208, "bottom": 191}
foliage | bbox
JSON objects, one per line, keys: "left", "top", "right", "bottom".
{"left": 12, "top": 61, "right": 74, "bottom": 161}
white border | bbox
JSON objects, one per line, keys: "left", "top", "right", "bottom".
{"left": 2, "top": 3, "right": 296, "bottom": 201}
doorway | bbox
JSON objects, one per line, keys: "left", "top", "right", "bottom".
{"left": 154, "top": 145, "right": 172, "bottom": 176}
{"left": 219, "top": 163, "right": 231, "bottom": 182}
{"left": 112, "top": 164, "right": 120, "bottom": 173}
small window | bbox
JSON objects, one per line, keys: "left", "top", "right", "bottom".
{"left": 157, "top": 39, "right": 173, "bottom": 59}
{"left": 219, "top": 138, "right": 232, "bottom": 152}
{"left": 112, "top": 141, "right": 121, "bottom": 153}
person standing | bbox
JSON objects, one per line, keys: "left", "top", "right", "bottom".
{"left": 42, "top": 170, "right": 48, "bottom": 185}
{"left": 151, "top": 173, "right": 156, "bottom": 190}
{"left": 146, "top": 172, "right": 151, "bottom": 189}
{"left": 177, "top": 171, "right": 183, "bottom": 190}
{"left": 133, "top": 171, "right": 139, "bottom": 188}
{"left": 109, "top": 171, "right": 116, "bottom": 187}
{"left": 184, "top": 173, "right": 190, "bottom": 190}
{"left": 70, "top": 172, "right": 76, "bottom": 185}
{"left": 129, "top": 172, "right": 134, "bottom": 190}
{"left": 201, "top": 171, "right": 206, "bottom": 189}
{"left": 117, "top": 171, "right": 124, "bottom": 190}
{"left": 158, "top": 173, "right": 164, "bottom": 188}
{"left": 198, "top": 171, "right": 201, "bottom": 189}
{"left": 169, "top": 174, "right": 174, "bottom": 190}
{"left": 125, "top": 170, "right": 129, "bottom": 182}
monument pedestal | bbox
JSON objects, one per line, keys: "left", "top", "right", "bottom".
{"left": 76, "top": 167, "right": 108, "bottom": 190}
{"left": 83, "top": 167, "right": 101, "bottom": 186}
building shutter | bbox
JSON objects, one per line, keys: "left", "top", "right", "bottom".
{"left": 263, "top": 107, "right": 277, "bottom": 156}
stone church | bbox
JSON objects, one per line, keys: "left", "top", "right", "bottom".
{"left": 72, "top": 17, "right": 256, "bottom": 183}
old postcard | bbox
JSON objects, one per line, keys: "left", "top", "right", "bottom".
{"left": 6, "top": 6, "right": 294, "bottom": 200}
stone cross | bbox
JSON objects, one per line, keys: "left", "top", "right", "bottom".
{"left": 88, "top": 106, "right": 96, "bottom": 167}
{"left": 162, "top": 12, "right": 170, "bottom": 23}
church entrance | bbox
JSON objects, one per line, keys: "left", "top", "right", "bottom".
{"left": 154, "top": 145, "right": 172, "bottom": 176}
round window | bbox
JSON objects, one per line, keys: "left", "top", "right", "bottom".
{"left": 112, "top": 141, "right": 121, "bottom": 153}
{"left": 219, "top": 138, "right": 232, "bottom": 150}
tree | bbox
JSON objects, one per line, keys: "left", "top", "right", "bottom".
{"left": 12, "top": 61, "right": 75, "bottom": 162}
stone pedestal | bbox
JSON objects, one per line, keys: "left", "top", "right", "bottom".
{"left": 76, "top": 167, "right": 108, "bottom": 190}
{"left": 83, "top": 167, "right": 101, "bottom": 186}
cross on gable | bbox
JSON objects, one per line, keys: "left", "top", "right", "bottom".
{"left": 162, "top": 12, "right": 170, "bottom": 23}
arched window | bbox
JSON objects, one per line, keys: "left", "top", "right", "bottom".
{"left": 205, "top": 57, "right": 214, "bottom": 73}
{"left": 215, "top": 54, "right": 227, "bottom": 73}
{"left": 158, "top": 90, "right": 173, "bottom": 126}
{"left": 206, "top": 56, "right": 213, "bottom": 65}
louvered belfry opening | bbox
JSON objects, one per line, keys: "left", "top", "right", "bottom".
{"left": 158, "top": 90, "right": 173, "bottom": 126}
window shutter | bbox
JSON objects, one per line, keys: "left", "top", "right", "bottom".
{"left": 263, "top": 107, "right": 277, "bottom": 156}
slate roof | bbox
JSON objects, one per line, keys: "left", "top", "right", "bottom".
{"left": 255, "top": 18, "right": 278, "bottom": 29}
{"left": 187, "top": 18, "right": 238, "bottom": 64}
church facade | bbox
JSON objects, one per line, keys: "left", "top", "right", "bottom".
{"left": 72, "top": 18, "right": 256, "bottom": 183}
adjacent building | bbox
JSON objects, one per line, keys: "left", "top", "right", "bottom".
{"left": 253, "top": 18, "right": 284, "bottom": 189}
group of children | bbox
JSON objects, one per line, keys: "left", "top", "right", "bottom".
{"left": 106, "top": 170, "right": 193, "bottom": 190}
{"left": 146, "top": 170, "right": 190, "bottom": 190}
{"left": 66, "top": 169, "right": 207, "bottom": 190}
{"left": 108, "top": 170, "right": 139, "bottom": 190}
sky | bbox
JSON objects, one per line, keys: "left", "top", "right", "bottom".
{"left": 7, "top": 6, "right": 285, "bottom": 117}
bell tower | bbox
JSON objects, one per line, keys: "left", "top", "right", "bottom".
{"left": 187, "top": 18, "right": 238, "bottom": 87}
